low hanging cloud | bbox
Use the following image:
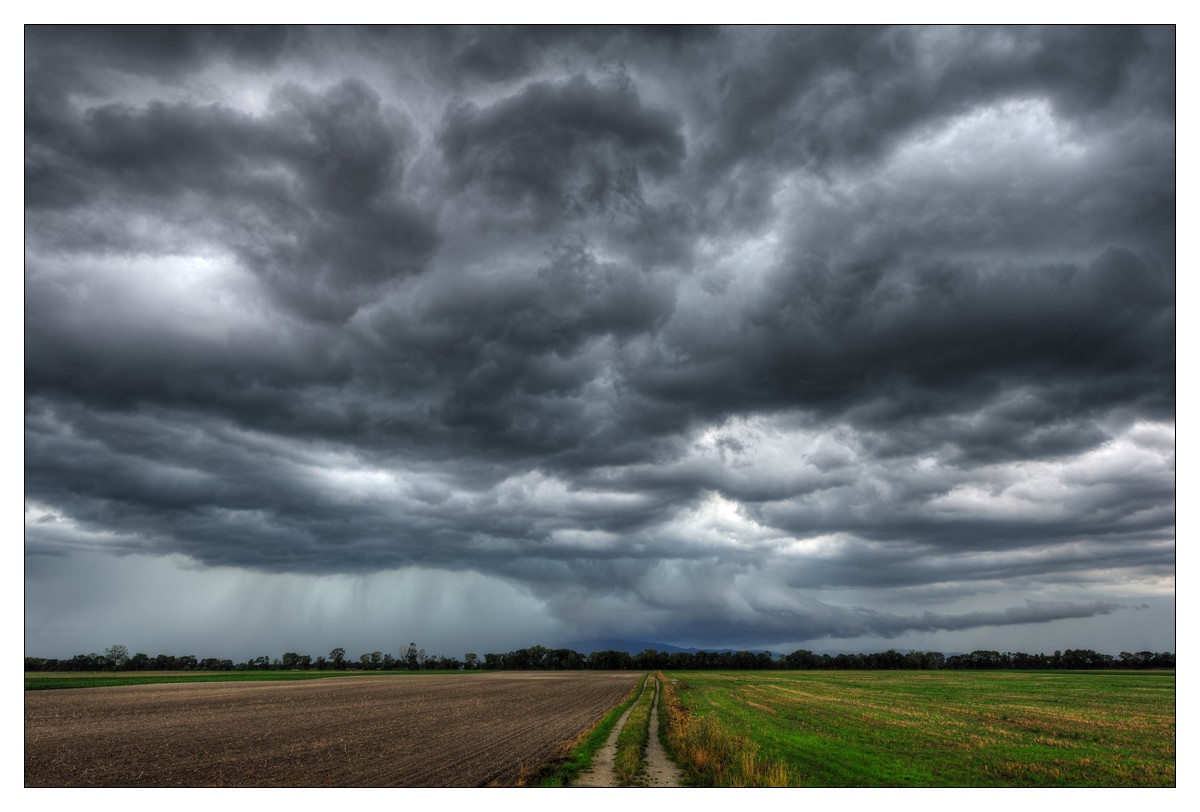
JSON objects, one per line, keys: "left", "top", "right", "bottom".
{"left": 28, "top": 78, "right": 437, "bottom": 322}
{"left": 24, "top": 25, "right": 1174, "bottom": 654}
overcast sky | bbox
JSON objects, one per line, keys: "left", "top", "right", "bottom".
{"left": 24, "top": 25, "right": 1175, "bottom": 661}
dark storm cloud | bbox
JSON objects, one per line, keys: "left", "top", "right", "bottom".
{"left": 422, "top": 25, "right": 719, "bottom": 87}
{"left": 24, "top": 25, "right": 1174, "bottom": 649}
{"left": 26, "top": 25, "right": 287, "bottom": 80}
{"left": 536, "top": 555, "right": 1139, "bottom": 645}
{"left": 668, "top": 600, "right": 1135, "bottom": 646}
{"left": 438, "top": 72, "right": 685, "bottom": 227}
{"left": 696, "top": 25, "right": 1158, "bottom": 172}
{"left": 24, "top": 25, "right": 288, "bottom": 132}
{"left": 28, "top": 74, "right": 436, "bottom": 321}
{"left": 633, "top": 246, "right": 1173, "bottom": 437}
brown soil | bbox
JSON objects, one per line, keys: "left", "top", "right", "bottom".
{"left": 25, "top": 672, "right": 639, "bottom": 787}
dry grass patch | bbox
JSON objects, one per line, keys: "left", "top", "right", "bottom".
{"left": 658, "top": 671, "right": 792, "bottom": 787}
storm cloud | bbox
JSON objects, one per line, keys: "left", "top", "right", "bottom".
{"left": 25, "top": 25, "right": 1174, "bottom": 657}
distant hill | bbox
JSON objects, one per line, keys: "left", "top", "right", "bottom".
{"left": 562, "top": 639, "right": 779, "bottom": 657}
{"left": 559, "top": 641, "right": 958, "bottom": 658}
{"left": 562, "top": 639, "right": 689, "bottom": 655}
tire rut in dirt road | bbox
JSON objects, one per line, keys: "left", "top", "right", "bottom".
{"left": 572, "top": 675, "right": 683, "bottom": 787}
{"left": 643, "top": 676, "right": 683, "bottom": 787}
{"left": 571, "top": 677, "right": 649, "bottom": 787}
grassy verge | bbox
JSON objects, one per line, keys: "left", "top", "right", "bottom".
{"left": 657, "top": 670, "right": 791, "bottom": 786}
{"left": 25, "top": 670, "right": 464, "bottom": 690}
{"left": 613, "top": 674, "right": 656, "bottom": 785}
{"left": 661, "top": 670, "right": 1175, "bottom": 787}
{"left": 537, "top": 673, "right": 648, "bottom": 787}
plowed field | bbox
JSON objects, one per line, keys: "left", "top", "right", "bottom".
{"left": 25, "top": 671, "right": 640, "bottom": 787}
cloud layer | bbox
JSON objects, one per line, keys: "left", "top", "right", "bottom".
{"left": 25, "top": 26, "right": 1175, "bottom": 654}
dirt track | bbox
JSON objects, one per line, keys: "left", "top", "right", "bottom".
{"left": 572, "top": 676, "right": 649, "bottom": 786}
{"left": 571, "top": 674, "right": 683, "bottom": 787}
{"left": 643, "top": 676, "right": 684, "bottom": 787}
{"left": 25, "top": 672, "right": 639, "bottom": 787}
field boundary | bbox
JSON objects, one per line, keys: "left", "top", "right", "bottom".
{"left": 536, "top": 673, "right": 648, "bottom": 787}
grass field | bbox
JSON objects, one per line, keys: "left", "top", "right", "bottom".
{"left": 661, "top": 670, "right": 1175, "bottom": 787}
{"left": 24, "top": 670, "right": 462, "bottom": 691}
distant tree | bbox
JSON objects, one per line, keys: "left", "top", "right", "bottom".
{"left": 589, "top": 650, "right": 632, "bottom": 670}
{"left": 869, "top": 650, "right": 905, "bottom": 670}
{"left": 105, "top": 644, "right": 130, "bottom": 670}
{"left": 329, "top": 648, "right": 346, "bottom": 669}
{"left": 669, "top": 651, "right": 697, "bottom": 670}
{"left": 633, "top": 649, "right": 664, "bottom": 670}
{"left": 549, "top": 648, "right": 586, "bottom": 669}
{"left": 969, "top": 650, "right": 1003, "bottom": 669}
{"left": 464, "top": 653, "right": 479, "bottom": 670}
{"left": 784, "top": 650, "right": 819, "bottom": 669}
{"left": 64, "top": 653, "right": 96, "bottom": 671}
{"left": 1151, "top": 651, "right": 1175, "bottom": 668}
{"left": 731, "top": 650, "right": 756, "bottom": 669}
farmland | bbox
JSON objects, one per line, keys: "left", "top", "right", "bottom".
{"left": 660, "top": 670, "right": 1175, "bottom": 787}
{"left": 24, "top": 671, "right": 638, "bottom": 787}
{"left": 24, "top": 670, "right": 446, "bottom": 691}
{"left": 25, "top": 668, "right": 1175, "bottom": 787}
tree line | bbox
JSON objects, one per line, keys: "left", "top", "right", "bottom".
{"left": 480, "top": 646, "right": 1174, "bottom": 671}
{"left": 24, "top": 642, "right": 1174, "bottom": 673}
{"left": 24, "top": 643, "right": 478, "bottom": 673}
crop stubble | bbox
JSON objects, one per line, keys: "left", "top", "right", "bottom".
{"left": 25, "top": 672, "right": 639, "bottom": 787}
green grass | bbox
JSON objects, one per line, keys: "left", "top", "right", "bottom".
{"left": 539, "top": 673, "right": 648, "bottom": 787}
{"left": 24, "top": 670, "right": 463, "bottom": 691}
{"left": 661, "top": 670, "right": 1175, "bottom": 787}
{"left": 613, "top": 674, "right": 656, "bottom": 785}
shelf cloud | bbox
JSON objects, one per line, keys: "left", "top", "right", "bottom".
{"left": 25, "top": 25, "right": 1174, "bottom": 658}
